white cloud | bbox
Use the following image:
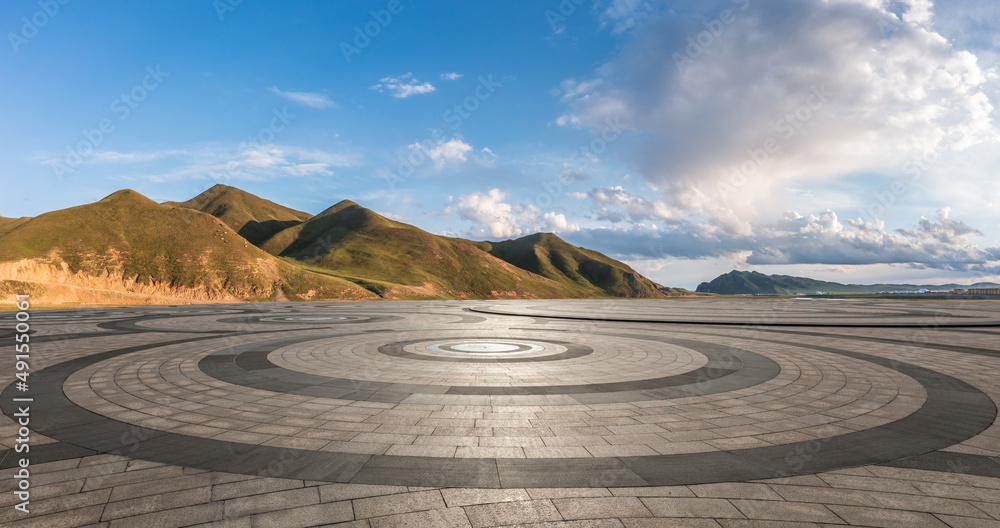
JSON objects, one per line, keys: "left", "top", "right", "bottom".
{"left": 86, "top": 144, "right": 357, "bottom": 183}
{"left": 449, "top": 188, "right": 581, "bottom": 238}
{"left": 568, "top": 206, "right": 1000, "bottom": 274}
{"left": 371, "top": 73, "right": 437, "bottom": 98}
{"left": 440, "top": 72, "right": 463, "bottom": 81}
{"left": 409, "top": 138, "right": 474, "bottom": 167}
{"left": 452, "top": 188, "right": 524, "bottom": 238}
{"left": 543, "top": 212, "right": 580, "bottom": 232}
{"left": 476, "top": 147, "right": 497, "bottom": 166}
{"left": 74, "top": 150, "right": 183, "bottom": 164}
{"left": 748, "top": 208, "right": 1000, "bottom": 272}
{"left": 268, "top": 87, "right": 337, "bottom": 109}
{"left": 376, "top": 211, "right": 412, "bottom": 222}
{"left": 585, "top": 186, "right": 681, "bottom": 223}
{"left": 428, "top": 139, "right": 472, "bottom": 163}
{"left": 562, "top": 0, "right": 999, "bottom": 234}
{"left": 280, "top": 162, "right": 333, "bottom": 176}
{"left": 599, "top": 0, "right": 654, "bottom": 34}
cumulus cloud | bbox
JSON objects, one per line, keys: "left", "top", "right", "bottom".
{"left": 452, "top": 188, "right": 524, "bottom": 238}
{"left": 585, "top": 186, "right": 681, "bottom": 223}
{"left": 268, "top": 87, "right": 337, "bottom": 109}
{"left": 440, "top": 72, "right": 463, "bottom": 80}
{"left": 559, "top": 0, "right": 998, "bottom": 233}
{"left": 371, "top": 73, "right": 437, "bottom": 98}
{"left": 570, "top": 207, "right": 1000, "bottom": 274}
{"left": 449, "top": 189, "right": 581, "bottom": 238}
{"left": 748, "top": 208, "right": 999, "bottom": 272}
{"left": 542, "top": 212, "right": 580, "bottom": 232}
{"left": 409, "top": 138, "right": 474, "bottom": 167}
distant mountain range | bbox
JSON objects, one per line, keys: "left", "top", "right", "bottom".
{"left": 0, "top": 185, "right": 666, "bottom": 304}
{"left": 696, "top": 270, "right": 1000, "bottom": 295}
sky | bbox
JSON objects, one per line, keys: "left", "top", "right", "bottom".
{"left": 2, "top": 0, "right": 999, "bottom": 289}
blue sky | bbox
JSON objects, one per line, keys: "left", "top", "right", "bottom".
{"left": 2, "top": 0, "right": 999, "bottom": 289}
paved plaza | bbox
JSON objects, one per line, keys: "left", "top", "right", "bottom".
{"left": 2, "top": 298, "right": 999, "bottom": 527}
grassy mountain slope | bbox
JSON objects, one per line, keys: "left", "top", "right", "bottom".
{"left": 696, "top": 270, "right": 1000, "bottom": 295}
{"left": 0, "top": 216, "right": 30, "bottom": 236}
{"left": 0, "top": 190, "right": 372, "bottom": 302}
{"left": 471, "top": 233, "right": 665, "bottom": 298}
{"left": 169, "top": 184, "right": 313, "bottom": 245}
{"left": 1, "top": 186, "right": 684, "bottom": 304}
{"left": 260, "top": 200, "right": 586, "bottom": 298}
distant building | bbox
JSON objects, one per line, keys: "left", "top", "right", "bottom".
{"left": 954, "top": 288, "right": 1000, "bottom": 295}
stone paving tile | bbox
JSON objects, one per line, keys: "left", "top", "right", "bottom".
{"left": 222, "top": 487, "right": 320, "bottom": 518}
{"left": 688, "top": 483, "right": 784, "bottom": 501}
{"left": 866, "top": 491, "right": 993, "bottom": 518}
{"left": 717, "top": 521, "right": 826, "bottom": 528}
{"left": 319, "top": 483, "right": 411, "bottom": 502}
{"left": 188, "top": 519, "right": 253, "bottom": 527}
{"left": 352, "top": 490, "right": 446, "bottom": 519}
{"left": 552, "top": 496, "right": 653, "bottom": 520}
{"left": 441, "top": 488, "right": 532, "bottom": 507}
{"left": 102, "top": 487, "right": 213, "bottom": 521}
{"left": 369, "top": 507, "right": 471, "bottom": 528}
{"left": 0, "top": 488, "right": 110, "bottom": 524}
{"left": 1, "top": 504, "right": 106, "bottom": 528}
{"left": 384, "top": 444, "right": 457, "bottom": 457}
{"left": 210, "top": 476, "right": 305, "bottom": 501}
{"left": 455, "top": 446, "right": 526, "bottom": 458}
{"left": 639, "top": 497, "right": 746, "bottom": 519}
{"left": 108, "top": 503, "right": 224, "bottom": 528}
{"left": 463, "top": 499, "right": 564, "bottom": 527}
{"left": 0, "top": 478, "right": 85, "bottom": 508}
{"left": 108, "top": 472, "right": 214, "bottom": 501}
{"left": 769, "top": 484, "right": 882, "bottom": 507}
{"left": 248, "top": 500, "right": 354, "bottom": 528}
{"left": 730, "top": 499, "right": 843, "bottom": 524}
{"left": 826, "top": 504, "right": 951, "bottom": 527}
{"left": 935, "top": 515, "right": 1000, "bottom": 528}
{"left": 527, "top": 488, "right": 614, "bottom": 499}
{"left": 5, "top": 301, "right": 1000, "bottom": 525}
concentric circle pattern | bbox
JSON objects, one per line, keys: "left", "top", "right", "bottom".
{"left": 2, "top": 299, "right": 1000, "bottom": 523}
{"left": 427, "top": 341, "right": 541, "bottom": 354}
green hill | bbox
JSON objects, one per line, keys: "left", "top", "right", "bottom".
{"left": 472, "top": 232, "right": 664, "bottom": 298}
{"left": 0, "top": 190, "right": 371, "bottom": 302}
{"left": 0, "top": 186, "right": 681, "bottom": 304}
{"left": 696, "top": 270, "right": 1000, "bottom": 295}
{"left": 168, "top": 184, "right": 312, "bottom": 245}
{"left": 0, "top": 216, "right": 30, "bottom": 236}
{"left": 259, "top": 200, "right": 585, "bottom": 298}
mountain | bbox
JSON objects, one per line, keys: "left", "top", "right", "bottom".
{"left": 0, "top": 190, "right": 373, "bottom": 304}
{"left": 696, "top": 270, "right": 1000, "bottom": 295}
{"left": 0, "top": 186, "right": 673, "bottom": 305}
{"left": 0, "top": 216, "right": 30, "bottom": 235}
{"left": 167, "top": 184, "right": 312, "bottom": 245}
{"left": 258, "top": 200, "right": 603, "bottom": 299}
{"left": 472, "top": 232, "right": 663, "bottom": 298}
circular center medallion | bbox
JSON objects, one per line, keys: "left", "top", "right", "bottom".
{"left": 283, "top": 316, "right": 348, "bottom": 321}
{"left": 425, "top": 340, "right": 545, "bottom": 355}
